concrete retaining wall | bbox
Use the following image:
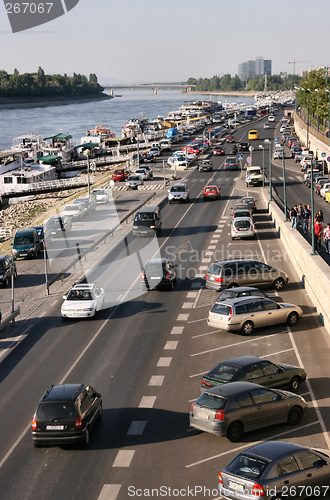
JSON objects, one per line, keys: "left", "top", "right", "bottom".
{"left": 294, "top": 114, "right": 330, "bottom": 159}
{"left": 261, "top": 189, "right": 330, "bottom": 334}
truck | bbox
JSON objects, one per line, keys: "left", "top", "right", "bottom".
{"left": 246, "top": 166, "right": 263, "bottom": 187}
{"left": 245, "top": 108, "right": 257, "bottom": 117}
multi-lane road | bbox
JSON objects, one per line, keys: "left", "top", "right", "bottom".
{"left": 0, "top": 113, "right": 330, "bottom": 500}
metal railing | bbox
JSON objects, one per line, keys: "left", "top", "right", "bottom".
{"left": 0, "top": 175, "right": 94, "bottom": 196}
{"left": 0, "top": 227, "right": 11, "bottom": 241}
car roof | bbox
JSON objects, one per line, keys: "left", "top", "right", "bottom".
{"left": 218, "top": 355, "right": 262, "bottom": 367}
{"left": 71, "top": 283, "right": 96, "bottom": 290}
{"left": 204, "top": 381, "right": 267, "bottom": 398}
{"left": 172, "top": 183, "right": 186, "bottom": 187}
{"left": 136, "top": 205, "right": 159, "bottom": 213}
{"left": 233, "top": 217, "right": 252, "bottom": 221}
{"left": 243, "top": 441, "right": 306, "bottom": 461}
{"left": 145, "top": 258, "right": 167, "bottom": 265}
{"left": 204, "top": 185, "right": 218, "bottom": 189}
{"left": 214, "top": 296, "right": 270, "bottom": 307}
{"left": 41, "top": 384, "right": 84, "bottom": 402}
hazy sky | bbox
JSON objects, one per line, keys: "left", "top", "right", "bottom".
{"left": 0, "top": 0, "right": 329, "bottom": 83}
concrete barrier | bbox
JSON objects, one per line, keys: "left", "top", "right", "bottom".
{"left": 261, "top": 189, "right": 330, "bottom": 334}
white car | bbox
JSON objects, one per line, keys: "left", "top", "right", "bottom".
{"left": 149, "top": 147, "right": 160, "bottom": 157}
{"left": 263, "top": 122, "right": 270, "bottom": 129}
{"left": 61, "top": 283, "right": 105, "bottom": 318}
{"left": 268, "top": 115, "right": 275, "bottom": 122}
{"left": 134, "top": 168, "right": 150, "bottom": 180}
{"left": 61, "top": 204, "right": 84, "bottom": 219}
{"left": 126, "top": 174, "right": 143, "bottom": 189}
{"left": 168, "top": 183, "right": 189, "bottom": 203}
{"left": 231, "top": 217, "right": 255, "bottom": 240}
{"left": 320, "top": 183, "right": 330, "bottom": 198}
{"left": 91, "top": 188, "right": 109, "bottom": 204}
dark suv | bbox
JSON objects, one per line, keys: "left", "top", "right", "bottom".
{"left": 31, "top": 384, "right": 102, "bottom": 447}
{"left": 0, "top": 255, "right": 17, "bottom": 287}
{"left": 141, "top": 258, "right": 177, "bottom": 290}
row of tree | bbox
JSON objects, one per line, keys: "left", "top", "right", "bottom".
{"left": 0, "top": 67, "right": 104, "bottom": 97}
{"left": 187, "top": 74, "right": 302, "bottom": 92}
{"left": 296, "top": 69, "right": 330, "bottom": 129}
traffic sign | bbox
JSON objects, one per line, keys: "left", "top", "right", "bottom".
{"left": 237, "top": 154, "right": 244, "bottom": 160}
{"left": 247, "top": 156, "right": 252, "bottom": 163}
{"left": 274, "top": 138, "right": 279, "bottom": 143}
{"left": 247, "top": 175, "right": 251, "bottom": 181}
{"left": 321, "top": 152, "right": 326, "bottom": 157}
{"left": 327, "top": 156, "right": 330, "bottom": 162}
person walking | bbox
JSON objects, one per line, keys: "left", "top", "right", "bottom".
{"left": 290, "top": 206, "right": 298, "bottom": 229}
{"left": 314, "top": 209, "right": 324, "bottom": 224}
{"left": 297, "top": 203, "right": 303, "bottom": 227}
{"left": 314, "top": 220, "right": 323, "bottom": 252}
{"left": 301, "top": 205, "right": 311, "bottom": 233}
{"left": 323, "top": 223, "right": 330, "bottom": 254}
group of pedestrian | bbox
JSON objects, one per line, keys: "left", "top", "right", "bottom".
{"left": 289, "top": 204, "right": 330, "bottom": 253}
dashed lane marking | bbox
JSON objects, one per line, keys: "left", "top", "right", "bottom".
{"left": 148, "top": 375, "right": 165, "bottom": 386}
{"left": 177, "top": 314, "right": 189, "bottom": 321}
{"left": 157, "top": 357, "right": 172, "bottom": 367}
{"left": 171, "top": 326, "right": 184, "bottom": 334}
{"left": 127, "top": 421, "right": 147, "bottom": 435}
{"left": 97, "top": 484, "right": 121, "bottom": 500}
{"left": 139, "top": 396, "right": 156, "bottom": 408}
{"left": 113, "top": 450, "right": 135, "bottom": 467}
{"left": 186, "top": 291, "right": 198, "bottom": 298}
{"left": 164, "top": 341, "right": 178, "bottom": 350}
{"left": 182, "top": 302, "right": 193, "bottom": 309}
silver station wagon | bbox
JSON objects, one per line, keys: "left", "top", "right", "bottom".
{"left": 207, "top": 296, "right": 303, "bottom": 335}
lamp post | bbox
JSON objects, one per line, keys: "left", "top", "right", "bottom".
{"left": 315, "top": 89, "right": 320, "bottom": 133}
{"left": 264, "top": 139, "right": 272, "bottom": 201}
{"left": 306, "top": 89, "right": 311, "bottom": 149}
{"left": 85, "top": 148, "right": 91, "bottom": 198}
{"left": 282, "top": 154, "right": 288, "bottom": 221}
{"left": 326, "top": 89, "right": 330, "bottom": 147}
{"left": 259, "top": 145, "right": 265, "bottom": 187}
{"left": 310, "top": 158, "right": 316, "bottom": 255}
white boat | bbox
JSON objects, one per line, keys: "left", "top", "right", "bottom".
{"left": 42, "top": 132, "right": 76, "bottom": 162}
{"left": 11, "top": 133, "right": 45, "bottom": 160}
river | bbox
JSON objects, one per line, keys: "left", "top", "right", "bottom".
{"left": 0, "top": 89, "right": 254, "bottom": 150}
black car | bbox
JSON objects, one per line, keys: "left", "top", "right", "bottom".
{"left": 238, "top": 141, "right": 249, "bottom": 151}
{"left": 0, "top": 255, "right": 17, "bottom": 287}
{"left": 46, "top": 216, "right": 72, "bottom": 236}
{"left": 214, "top": 286, "right": 281, "bottom": 302}
{"left": 201, "top": 355, "right": 306, "bottom": 393}
{"left": 142, "top": 258, "right": 177, "bottom": 290}
{"left": 31, "top": 383, "right": 102, "bottom": 447}
{"left": 219, "top": 441, "right": 330, "bottom": 499}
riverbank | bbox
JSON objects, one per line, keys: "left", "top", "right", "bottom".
{"left": 186, "top": 90, "right": 261, "bottom": 97}
{"left": 0, "top": 92, "right": 113, "bottom": 110}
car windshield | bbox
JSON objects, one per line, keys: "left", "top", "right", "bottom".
{"left": 210, "top": 303, "right": 231, "bottom": 315}
{"left": 208, "top": 364, "right": 239, "bottom": 382}
{"left": 145, "top": 263, "right": 164, "bottom": 275}
{"left": 226, "top": 454, "right": 268, "bottom": 480}
{"left": 135, "top": 213, "right": 155, "bottom": 221}
{"left": 37, "top": 402, "right": 75, "bottom": 419}
{"left": 171, "top": 186, "right": 185, "bottom": 192}
{"left": 64, "top": 205, "right": 77, "bottom": 211}
{"left": 234, "top": 211, "right": 250, "bottom": 218}
{"left": 14, "top": 235, "right": 34, "bottom": 245}
{"left": 129, "top": 176, "right": 140, "bottom": 181}
{"left": 234, "top": 220, "right": 251, "bottom": 229}
{"left": 47, "top": 218, "right": 63, "bottom": 228}
{"left": 66, "top": 290, "right": 93, "bottom": 300}
{"left": 197, "top": 393, "right": 227, "bottom": 410}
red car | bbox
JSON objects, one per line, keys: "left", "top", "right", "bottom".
{"left": 203, "top": 185, "right": 221, "bottom": 200}
{"left": 226, "top": 135, "right": 235, "bottom": 143}
{"left": 213, "top": 147, "right": 225, "bottom": 155}
{"left": 113, "top": 169, "right": 129, "bottom": 181}
{"left": 185, "top": 146, "right": 201, "bottom": 155}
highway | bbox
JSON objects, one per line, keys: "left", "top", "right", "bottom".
{"left": 0, "top": 114, "right": 330, "bottom": 500}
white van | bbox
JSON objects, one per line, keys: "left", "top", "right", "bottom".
{"left": 273, "top": 147, "right": 284, "bottom": 160}
{"left": 160, "top": 139, "right": 171, "bottom": 151}
{"left": 246, "top": 166, "right": 263, "bottom": 187}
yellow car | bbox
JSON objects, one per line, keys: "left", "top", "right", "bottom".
{"left": 248, "top": 130, "right": 259, "bottom": 140}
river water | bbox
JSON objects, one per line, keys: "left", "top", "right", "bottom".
{"left": 0, "top": 89, "right": 254, "bottom": 150}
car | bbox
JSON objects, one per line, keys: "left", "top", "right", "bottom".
{"left": 31, "top": 383, "right": 102, "bottom": 447}
{"left": 126, "top": 174, "right": 143, "bottom": 189}
{"left": 61, "top": 203, "right": 84, "bottom": 220}
{"left": 74, "top": 197, "right": 97, "bottom": 214}
{"left": 231, "top": 217, "right": 255, "bottom": 240}
{"left": 132, "top": 153, "right": 144, "bottom": 165}
{"left": 168, "top": 183, "right": 189, "bottom": 203}
{"left": 200, "top": 355, "right": 305, "bottom": 392}
{"left": 141, "top": 164, "right": 153, "bottom": 177}
{"left": 134, "top": 168, "right": 150, "bottom": 180}
{"left": 214, "top": 286, "right": 282, "bottom": 303}
{"left": 61, "top": 283, "right": 105, "bottom": 318}
{"left": 185, "top": 145, "right": 201, "bottom": 155}
{"left": 205, "top": 259, "right": 289, "bottom": 292}
{"left": 142, "top": 152, "right": 155, "bottom": 163}
{"left": 273, "top": 147, "right": 284, "bottom": 160}
{"left": 226, "top": 135, "right": 235, "bottom": 143}
{"left": 240, "top": 196, "right": 257, "bottom": 212}
{"left": 232, "top": 209, "right": 252, "bottom": 221}
{"left": 263, "top": 122, "right": 270, "bottom": 129}
{"left": 31, "top": 225, "right": 45, "bottom": 250}
{"left": 174, "top": 157, "right": 188, "bottom": 168}
{"left": 315, "top": 178, "right": 329, "bottom": 195}
{"left": 182, "top": 132, "right": 190, "bottom": 139}
{"left": 91, "top": 188, "right": 109, "bottom": 204}
{"left": 112, "top": 168, "right": 129, "bottom": 182}
{"left": 133, "top": 206, "right": 162, "bottom": 236}
{"left": 291, "top": 147, "right": 302, "bottom": 158}
{"left": 0, "top": 254, "right": 17, "bottom": 287}
{"left": 246, "top": 166, "right": 263, "bottom": 186}
{"left": 189, "top": 381, "right": 307, "bottom": 441}
{"left": 232, "top": 203, "right": 253, "bottom": 217}
{"left": 238, "top": 142, "right": 249, "bottom": 151}
{"left": 248, "top": 130, "right": 259, "bottom": 140}
{"left": 12, "top": 227, "right": 41, "bottom": 260}
{"left": 141, "top": 258, "right": 177, "bottom": 290}
{"left": 203, "top": 185, "right": 221, "bottom": 201}
{"left": 149, "top": 147, "right": 160, "bottom": 157}
{"left": 218, "top": 441, "right": 330, "bottom": 499}
{"left": 268, "top": 115, "right": 275, "bottom": 122}
{"left": 207, "top": 295, "right": 302, "bottom": 334}
{"left": 198, "top": 160, "right": 213, "bottom": 172}
{"left": 213, "top": 147, "right": 225, "bottom": 156}
{"left": 45, "top": 216, "right": 72, "bottom": 236}
{"left": 224, "top": 156, "right": 238, "bottom": 171}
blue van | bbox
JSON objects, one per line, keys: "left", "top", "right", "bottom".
{"left": 12, "top": 227, "right": 41, "bottom": 260}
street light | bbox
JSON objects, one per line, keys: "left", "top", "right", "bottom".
{"left": 282, "top": 153, "right": 288, "bottom": 221}
{"left": 259, "top": 145, "right": 265, "bottom": 187}
{"left": 306, "top": 89, "right": 311, "bottom": 149}
{"left": 264, "top": 139, "right": 272, "bottom": 201}
{"left": 310, "top": 157, "right": 316, "bottom": 255}
{"left": 315, "top": 89, "right": 320, "bottom": 133}
{"left": 325, "top": 89, "right": 330, "bottom": 147}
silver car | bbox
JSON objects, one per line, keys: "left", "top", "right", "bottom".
{"left": 168, "top": 183, "right": 189, "bottom": 203}
{"left": 126, "top": 174, "right": 143, "bottom": 190}
{"left": 231, "top": 217, "right": 255, "bottom": 240}
{"left": 207, "top": 296, "right": 303, "bottom": 335}
{"left": 189, "top": 381, "right": 307, "bottom": 441}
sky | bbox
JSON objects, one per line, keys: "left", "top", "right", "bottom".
{"left": 0, "top": 0, "right": 329, "bottom": 84}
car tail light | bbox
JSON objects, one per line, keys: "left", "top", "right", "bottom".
{"left": 228, "top": 307, "right": 232, "bottom": 321}
{"left": 141, "top": 272, "right": 145, "bottom": 280}
{"left": 201, "top": 380, "right": 210, "bottom": 387}
{"left": 206, "top": 274, "right": 209, "bottom": 280}
{"left": 215, "top": 410, "right": 225, "bottom": 420}
{"left": 215, "top": 277, "right": 223, "bottom": 283}
{"left": 165, "top": 272, "right": 171, "bottom": 278}
{"left": 75, "top": 416, "right": 82, "bottom": 430}
{"left": 218, "top": 472, "right": 223, "bottom": 484}
{"left": 252, "top": 483, "right": 266, "bottom": 496}
{"left": 251, "top": 225, "right": 254, "bottom": 230}
{"left": 190, "top": 402, "right": 195, "bottom": 413}
{"left": 31, "top": 417, "right": 37, "bottom": 430}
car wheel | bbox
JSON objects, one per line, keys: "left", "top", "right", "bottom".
{"left": 33, "top": 441, "right": 41, "bottom": 448}
{"left": 288, "top": 376, "right": 300, "bottom": 393}
{"left": 273, "top": 277, "right": 285, "bottom": 290}
{"left": 287, "top": 312, "right": 299, "bottom": 327}
{"left": 227, "top": 422, "right": 243, "bottom": 442}
{"left": 98, "top": 403, "right": 103, "bottom": 421}
{"left": 169, "top": 200, "right": 172, "bottom": 204}
{"left": 287, "top": 406, "right": 303, "bottom": 425}
{"left": 82, "top": 427, "right": 90, "bottom": 447}
{"left": 241, "top": 321, "right": 254, "bottom": 336}
{"left": 228, "top": 283, "right": 239, "bottom": 288}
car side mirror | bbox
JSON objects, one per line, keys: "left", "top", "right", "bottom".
{"left": 63, "top": 295, "right": 67, "bottom": 300}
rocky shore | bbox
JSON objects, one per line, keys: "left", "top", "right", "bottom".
{"left": 0, "top": 92, "right": 112, "bottom": 110}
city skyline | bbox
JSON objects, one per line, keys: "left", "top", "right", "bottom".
{"left": 0, "top": 0, "right": 329, "bottom": 84}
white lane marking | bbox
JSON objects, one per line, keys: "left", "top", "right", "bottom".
{"left": 186, "top": 421, "right": 319, "bottom": 468}
{"left": 214, "top": 229, "right": 222, "bottom": 233}
{"left": 192, "top": 330, "right": 214, "bottom": 337}
{"left": 177, "top": 314, "right": 189, "bottom": 321}
{"left": 288, "top": 329, "right": 330, "bottom": 449}
{"left": 164, "top": 341, "right": 178, "bottom": 350}
{"left": 201, "top": 258, "right": 211, "bottom": 263}
{"left": 210, "top": 240, "right": 219, "bottom": 244}
{"left": 208, "top": 246, "right": 216, "bottom": 250}
{"left": 171, "top": 326, "right": 184, "bottom": 334}
{"left": 218, "top": 224, "right": 225, "bottom": 228}
{"left": 190, "top": 371, "right": 207, "bottom": 378}
{"left": 139, "top": 396, "right": 156, "bottom": 408}
{"left": 182, "top": 302, "right": 193, "bottom": 309}
{"left": 204, "top": 251, "right": 213, "bottom": 255}
{"left": 188, "top": 318, "right": 205, "bottom": 324}
{"left": 191, "top": 282, "right": 201, "bottom": 289}
{"left": 113, "top": 450, "right": 135, "bottom": 467}
{"left": 148, "top": 375, "right": 164, "bottom": 386}
{"left": 157, "top": 357, "right": 172, "bottom": 367}
{"left": 97, "top": 484, "right": 121, "bottom": 500}
{"left": 262, "top": 348, "right": 294, "bottom": 357}
{"left": 127, "top": 421, "right": 147, "bottom": 435}
{"left": 187, "top": 291, "right": 198, "bottom": 298}
{"left": 191, "top": 333, "right": 280, "bottom": 356}
{"left": 199, "top": 266, "right": 208, "bottom": 271}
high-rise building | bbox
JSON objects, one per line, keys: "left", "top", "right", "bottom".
{"left": 247, "top": 60, "right": 256, "bottom": 79}
{"left": 264, "top": 60, "right": 272, "bottom": 76}
{"left": 255, "top": 57, "right": 264, "bottom": 75}
{"left": 238, "top": 57, "right": 272, "bottom": 79}
{"left": 238, "top": 62, "right": 247, "bottom": 82}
